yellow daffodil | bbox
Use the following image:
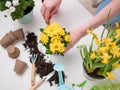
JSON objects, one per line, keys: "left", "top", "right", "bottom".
{"left": 101, "top": 53, "right": 111, "bottom": 64}
{"left": 107, "top": 72, "right": 114, "bottom": 80}
{"left": 78, "top": 22, "right": 120, "bottom": 80}
{"left": 116, "top": 29, "right": 120, "bottom": 38}
{"left": 97, "top": 46, "right": 109, "bottom": 53}
{"left": 95, "top": 39, "right": 101, "bottom": 45}
{"left": 90, "top": 52, "right": 96, "bottom": 60}
{"left": 115, "top": 22, "right": 119, "bottom": 29}
{"left": 101, "top": 59, "right": 108, "bottom": 64}
{"left": 104, "top": 38, "right": 112, "bottom": 46}
{"left": 87, "top": 29, "right": 92, "bottom": 34}
{"left": 113, "top": 62, "right": 120, "bottom": 69}
{"left": 110, "top": 43, "right": 120, "bottom": 58}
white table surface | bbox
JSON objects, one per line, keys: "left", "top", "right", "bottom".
{"left": 0, "top": 0, "right": 120, "bottom": 90}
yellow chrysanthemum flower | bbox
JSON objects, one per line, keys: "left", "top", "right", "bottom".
{"left": 65, "top": 34, "right": 71, "bottom": 42}
{"left": 40, "top": 33, "right": 48, "bottom": 44}
{"left": 40, "top": 21, "right": 71, "bottom": 56}
{"left": 107, "top": 72, "right": 114, "bottom": 80}
{"left": 50, "top": 42, "right": 65, "bottom": 53}
{"left": 43, "top": 27, "right": 53, "bottom": 36}
{"left": 51, "top": 36, "right": 62, "bottom": 43}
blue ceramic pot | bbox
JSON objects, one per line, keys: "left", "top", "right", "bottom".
{"left": 18, "top": 7, "right": 33, "bottom": 24}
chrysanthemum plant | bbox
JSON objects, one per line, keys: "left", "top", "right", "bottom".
{"left": 77, "top": 21, "right": 120, "bottom": 80}
{"left": 39, "top": 22, "right": 71, "bottom": 56}
{"left": 0, "top": 0, "right": 34, "bottom": 20}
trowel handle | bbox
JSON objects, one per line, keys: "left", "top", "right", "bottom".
{"left": 30, "top": 79, "right": 44, "bottom": 90}
{"left": 31, "top": 64, "right": 35, "bottom": 86}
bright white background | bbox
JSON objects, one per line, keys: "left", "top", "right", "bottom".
{"left": 0, "top": 0, "right": 120, "bottom": 90}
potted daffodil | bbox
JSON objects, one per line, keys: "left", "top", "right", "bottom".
{"left": 78, "top": 22, "right": 120, "bottom": 80}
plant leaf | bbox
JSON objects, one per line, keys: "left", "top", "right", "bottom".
{"left": 77, "top": 80, "right": 87, "bottom": 88}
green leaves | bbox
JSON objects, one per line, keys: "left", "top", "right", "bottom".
{"left": 72, "top": 80, "right": 87, "bottom": 89}
{"left": 0, "top": 0, "right": 35, "bottom": 20}
{"left": 40, "top": 28, "right": 44, "bottom": 32}
{"left": 0, "top": 1, "right": 6, "bottom": 11}
{"left": 77, "top": 45, "right": 93, "bottom": 72}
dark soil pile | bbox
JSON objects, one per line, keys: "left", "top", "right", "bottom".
{"left": 23, "top": 32, "right": 66, "bottom": 86}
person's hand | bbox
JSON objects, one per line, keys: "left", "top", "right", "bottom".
{"left": 65, "top": 26, "right": 87, "bottom": 52}
{"left": 41, "top": 0, "right": 62, "bottom": 24}
{"left": 65, "top": 30, "right": 80, "bottom": 52}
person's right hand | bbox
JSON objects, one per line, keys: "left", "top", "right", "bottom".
{"left": 64, "top": 25, "right": 88, "bottom": 52}
{"left": 41, "top": 0, "right": 62, "bottom": 24}
{"left": 65, "top": 29, "right": 84, "bottom": 52}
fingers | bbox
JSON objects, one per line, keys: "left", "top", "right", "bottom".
{"left": 41, "top": 4, "right": 46, "bottom": 20}
{"left": 44, "top": 7, "right": 51, "bottom": 24}
{"left": 50, "top": 7, "right": 58, "bottom": 16}
{"left": 41, "top": 4, "right": 53, "bottom": 24}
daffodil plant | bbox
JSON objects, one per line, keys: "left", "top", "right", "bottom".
{"left": 78, "top": 22, "right": 120, "bottom": 80}
{"left": 39, "top": 21, "right": 71, "bottom": 56}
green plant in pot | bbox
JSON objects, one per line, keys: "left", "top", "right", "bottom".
{"left": 0, "top": 0, "right": 35, "bottom": 23}
{"left": 77, "top": 22, "right": 120, "bottom": 80}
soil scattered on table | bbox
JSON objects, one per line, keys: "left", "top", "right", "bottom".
{"left": 23, "top": 32, "right": 66, "bottom": 86}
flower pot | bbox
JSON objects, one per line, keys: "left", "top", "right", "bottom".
{"left": 18, "top": 7, "right": 34, "bottom": 24}
{"left": 13, "top": 28, "right": 24, "bottom": 40}
{"left": 7, "top": 31, "right": 17, "bottom": 42}
{"left": 83, "top": 63, "right": 104, "bottom": 81}
{"left": 0, "top": 33, "right": 13, "bottom": 48}
{"left": 14, "top": 59, "right": 28, "bottom": 74}
{"left": 7, "top": 45, "right": 20, "bottom": 59}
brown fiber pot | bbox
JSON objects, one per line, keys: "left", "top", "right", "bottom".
{"left": 0, "top": 34, "right": 13, "bottom": 48}
{"left": 7, "top": 45, "right": 20, "bottom": 59}
{"left": 14, "top": 59, "right": 27, "bottom": 74}
{"left": 13, "top": 28, "right": 24, "bottom": 40}
{"left": 7, "top": 31, "right": 17, "bottom": 42}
